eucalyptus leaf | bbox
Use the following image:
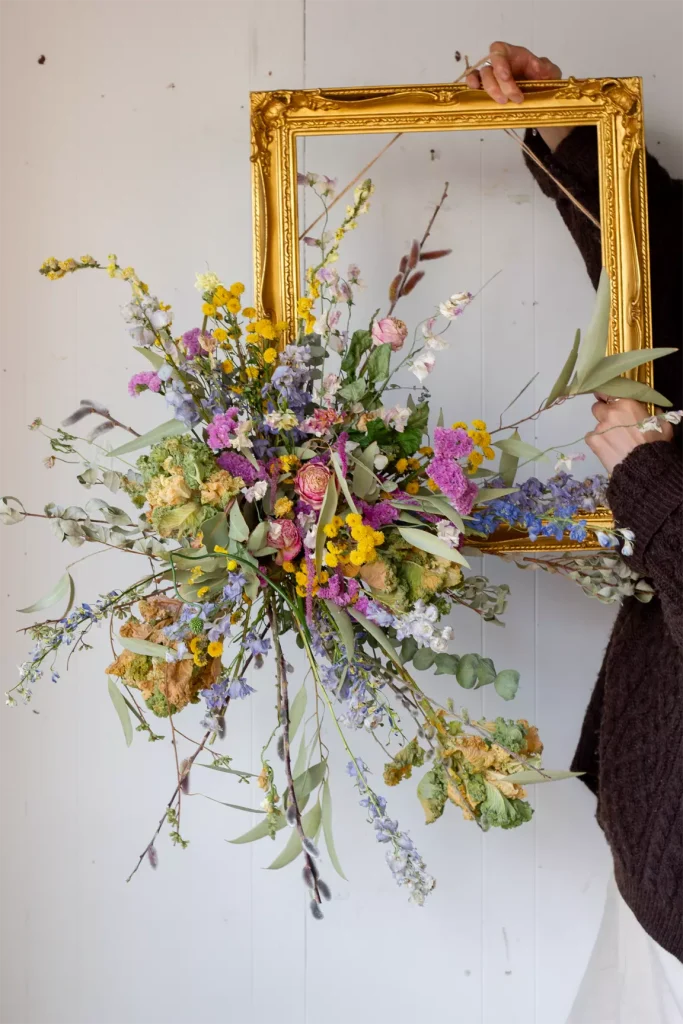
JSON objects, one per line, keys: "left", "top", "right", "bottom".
{"left": 474, "top": 487, "right": 519, "bottom": 504}
{"left": 228, "top": 811, "right": 286, "bottom": 844}
{"left": 229, "top": 501, "right": 250, "bottom": 543}
{"left": 18, "top": 572, "right": 74, "bottom": 616}
{"left": 546, "top": 329, "right": 581, "bottom": 406}
{"left": 348, "top": 608, "right": 403, "bottom": 671}
{"left": 594, "top": 376, "right": 672, "bottom": 407}
{"left": 456, "top": 654, "right": 479, "bottom": 690}
{"left": 434, "top": 653, "right": 460, "bottom": 676}
{"left": 400, "top": 636, "right": 418, "bottom": 664}
{"left": 574, "top": 347, "right": 677, "bottom": 395}
{"left": 288, "top": 685, "right": 307, "bottom": 741}
{"left": 0, "top": 495, "right": 27, "bottom": 525}
{"left": 422, "top": 496, "right": 465, "bottom": 534}
{"left": 494, "top": 669, "right": 520, "bottom": 700}
{"left": 324, "top": 600, "right": 355, "bottom": 662}
{"left": 107, "top": 677, "right": 133, "bottom": 746}
{"left": 195, "top": 794, "right": 266, "bottom": 814}
{"left": 133, "top": 346, "right": 165, "bottom": 370}
{"left": 267, "top": 800, "right": 322, "bottom": 870}
{"left": 118, "top": 636, "right": 173, "bottom": 659}
{"left": 498, "top": 430, "right": 521, "bottom": 488}
{"left": 330, "top": 452, "right": 358, "bottom": 514}
{"left": 351, "top": 443, "right": 380, "bottom": 501}
{"left": 108, "top": 418, "right": 189, "bottom": 458}
{"left": 247, "top": 520, "right": 270, "bottom": 553}
{"left": 315, "top": 475, "right": 338, "bottom": 575}
{"left": 322, "top": 780, "right": 347, "bottom": 880}
{"left": 293, "top": 728, "right": 309, "bottom": 779}
{"left": 397, "top": 526, "right": 469, "bottom": 568}
{"left": 573, "top": 267, "right": 611, "bottom": 384}
{"left": 292, "top": 761, "right": 327, "bottom": 805}
{"left": 412, "top": 647, "right": 436, "bottom": 671}
{"left": 494, "top": 438, "right": 546, "bottom": 462}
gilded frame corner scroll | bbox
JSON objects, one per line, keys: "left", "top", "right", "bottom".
{"left": 250, "top": 77, "right": 652, "bottom": 554}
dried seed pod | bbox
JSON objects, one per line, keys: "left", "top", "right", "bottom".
{"left": 147, "top": 845, "right": 158, "bottom": 869}
{"left": 419, "top": 248, "right": 453, "bottom": 261}
{"left": 408, "top": 239, "right": 420, "bottom": 269}
{"left": 88, "top": 421, "right": 115, "bottom": 441}
{"left": 302, "top": 836, "right": 319, "bottom": 858}
{"left": 276, "top": 733, "right": 285, "bottom": 761}
{"left": 317, "top": 879, "right": 332, "bottom": 901}
{"left": 399, "top": 254, "right": 408, "bottom": 274}
{"left": 399, "top": 270, "right": 425, "bottom": 297}
{"left": 302, "top": 864, "right": 315, "bottom": 889}
{"left": 388, "top": 273, "right": 403, "bottom": 302}
{"left": 286, "top": 804, "right": 297, "bottom": 827}
{"left": 214, "top": 714, "right": 226, "bottom": 740}
{"left": 179, "top": 759, "right": 191, "bottom": 794}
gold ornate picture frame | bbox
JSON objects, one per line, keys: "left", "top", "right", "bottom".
{"left": 250, "top": 78, "right": 653, "bottom": 553}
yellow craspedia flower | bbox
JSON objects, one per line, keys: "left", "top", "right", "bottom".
{"left": 326, "top": 541, "right": 341, "bottom": 556}
{"left": 395, "top": 458, "right": 408, "bottom": 473}
{"left": 213, "top": 328, "right": 228, "bottom": 343}
{"left": 469, "top": 451, "right": 484, "bottom": 470}
{"left": 260, "top": 323, "right": 276, "bottom": 341}
{"left": 295, "top": 571, "right": 309, "bottom": 587}
{"left": 263, "top": 348, "right": 278, "bottom": 364}
{"left": 426, "top": 479, "right": 440, "bottom": 492}
{"left": 207, "top": 640, "right": 224, "bottom": 658}
{"left": 405, "top": 481, "right": 420, "bottom": 495}
{"left": 372, "top": 531, "right": 385, "bottom": 546}
{"left": 222, "top": 359, "right": 235, "bottom": 374}
{"left": 246, "top": 332, "right": 259, "bottom": 346}
{"left": 203, "top": 303, "right": 216, "bottom": 317}
{"left": 227, "top": 297, "right": 241, "bottom": 314}
{"left": 349, "top": 550, "right": 365, "bottom": 566}
{"left": 242, "top": 306, "right": 257, "bottom": 319}
{"left": 296, "top": 585, "right": 307, "bottom": 597}
{"left": 345, "top": 513, "right": 362, "bottom": 528}
{"left": 230, "top": 282, "right": 245, "bottom": 296}
{"left": 297, "top": 296, "right": 314, "bottom": 317}
{"left": 483, "top": 446, "right": 496, "bottom": 461}
{"left": 418, "top": 446, "right": 434, "bottom": 457}
{"left": 282, "top": 561, "right": 296, "bottom": 573}
{"left": 189, "top": 636, "right": 202, "bottom": 654}
{"left": 245, "top": 366, "right": 260, "bottom": 380}
{"left": 470, "top": 430, "right": 483, "bottom": 446}
{"left": 323, "top": 523, "right": 338, "bottom": 538}
{"left": 197, "top": 586, "right": 210, "bottom": 599}
{"left": 213, "top": 287, "right": 230, "bottom": 306}
{"left": 471, "top": 419, "right": 487, "bottom": 431}
{"left": 231, "top": 386, "right": 244, "bottom": 395}
{"left": 451, "top": 421, "right": 467, "bottom": 430}
{"left": 324, "top": 552, "right": 339, "bottom": 568}
{"left": 227, "top": 559, "right": 238, "bottom": 571}
{"left": 318, "top": 570, "right": 329, "bottom": 584}
{"left": 275, "top": 321, "right": 288, "bottom": 332}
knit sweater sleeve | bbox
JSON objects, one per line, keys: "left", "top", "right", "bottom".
{"left": 607, "top": 441, "right": 683, "bottom": 650}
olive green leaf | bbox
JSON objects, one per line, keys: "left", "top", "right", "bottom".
{"left": 322, "top": 780, "right": 347, "bottom": 879}
{"left": 546, "top": 328, "right": 581, "bottom": 407}
{"left": 107, "top": 677, "right": 133, "bottom": 746}
{"left": 18, "top": 571, "right": 74, "bottom": 616}
{"left": 109, "top": 418, "right": 189, "bottom": 457}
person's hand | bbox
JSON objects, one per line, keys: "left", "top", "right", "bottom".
{"left": 585, "top": 395, "right": 674, "bottom": 474}
{"left": 465, "top": 42, "right": 561, "bottom": 105}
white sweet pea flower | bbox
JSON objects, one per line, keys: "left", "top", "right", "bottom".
{"left": 422, "top": 318, "right": 448, "bottom": 350}
{"left": 438, "top": 291, "right": 473, "bottom": 319}
{"left": 554, "top": 452, "right": 586, "bottom": 472}
{"left": 303, "top": 527, "right": 317, "bottom": 550}
{"left": 229, "top": 420, "right": 254, "bottom": 452}
{"left": 436, "top": 519, "right": 462, "bottom": 548}
{"left": 242, "top": 480, "right": 268, "bottom": 503}
{"left": 149, "top": 308, "right": 173, "bottom": 330}
{"left": 380, "top": 405, "right": 411, "bottom": 433}
{"left": 639, "top": 416, "right": 663, "bottom": 434}
{"left": 409, "top": 352, "right": 436, "bottom": 382}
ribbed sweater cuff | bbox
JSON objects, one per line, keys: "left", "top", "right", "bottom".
{"left": 522, "top": 125, "right": 599, "bottom": 197}
{"left": 607, "top": 441, "right": 683, "bottom": 561}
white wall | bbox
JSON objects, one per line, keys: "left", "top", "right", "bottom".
{"left": 1, "top": 3, "right": 681, "bottom": 1023}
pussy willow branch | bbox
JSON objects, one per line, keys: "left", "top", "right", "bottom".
{"left": 268, "top": 600, "right": 322, "bottom": 905}
{"left": 125, "top": 622, "right": 271, "bottom": 884}
{"left": 386, "top": 180, "right": 450, "bottom": 317}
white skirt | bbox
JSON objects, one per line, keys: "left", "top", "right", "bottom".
{"left": 567, "top": 874, "right": 683, "bottom": 1024}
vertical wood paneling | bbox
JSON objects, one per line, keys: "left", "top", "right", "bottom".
{"left": 1, "top": 3, "right": 681, "bottom": 1023}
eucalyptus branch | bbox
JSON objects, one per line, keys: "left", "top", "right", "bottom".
{"left": 268, "top": 600, "right": 321, "bottom": 905}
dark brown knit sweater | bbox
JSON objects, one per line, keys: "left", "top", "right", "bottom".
{"left": 523, "top": 126, "right": 683, "bottom": 961}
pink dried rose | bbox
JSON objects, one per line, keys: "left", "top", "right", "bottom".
{"left": 294, "top": 462, "right": 332, "bottom": 509}
{"left": 267, "top": 518, "right": 302, "bottom": 565}
{"left": 371, "top": 316, "right": 408, "bottom": 352}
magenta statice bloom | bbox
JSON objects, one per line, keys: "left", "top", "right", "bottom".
{"left": 206, "top": 408, "right": 240, "bottom": 450}
{"left": 359, "top": 500, "right": 399, "bottom": 529}
{"left": 317, "top": 570, "right": 360, "bottom": 608}
{"left": 216, "top": 451, "right": 259, "bottom": 485}
{"left": 433, "top": 427, "right": 474, "bottom": 460}
{"left": 427, "top": 457, "right": 478, "bottom": 514}
{"left": 181, "top": 327, "right": 202, "bottom": 357}
{"left": 335, "top": 431, "right": 349, "bottom": 477}
{"left": 128, "top": 371, "right": 161, "bottom": 397}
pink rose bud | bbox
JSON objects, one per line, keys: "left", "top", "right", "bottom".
{"left": 294, "top": 462, "right": 332, "bottom": 510}
{"left": 371, "top": 316, "right": 408, "bottom": 352}
{"left": 267, "top": 518, "right": 302, "bottom": 565}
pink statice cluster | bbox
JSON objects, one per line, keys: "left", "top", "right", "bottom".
{"left": 128, "top": 371, "right": 161, "bottom": 397}
{"left": 216, "top": 451, "right": 259, "bottom": 486}
{"left": 317, "top": 570, "right": 360, "bottom": 607}
{"left": 206, "top": 408, "right": 240, "bottom": 450}
{"left": 427, "top": 427, "right": 478, "bottom": 514}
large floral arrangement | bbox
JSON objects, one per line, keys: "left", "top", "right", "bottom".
{"left": 3, "top": 174, "right": 676, "bottom": 916}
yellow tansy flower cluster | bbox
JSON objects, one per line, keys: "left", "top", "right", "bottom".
{"left": 452, "top": 419, "right": 496, "bottom": 473}
{"left": 294, "top": 562, "right": 329, "bottom": 598}
{"left": 323, "top": 513, "right": 384, "bottom": 569}
{"left": 273, "top": 497, "right": 294, "bottom": 518}
{"left": 296, "top": 296, "right": 316, "bottom": 334}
